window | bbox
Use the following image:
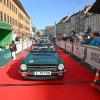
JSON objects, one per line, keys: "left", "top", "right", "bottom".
{"left": 7, "top": 15, "right": 9, "bottom": 23}
{"left": 10, "top": 2, "right": 11, "bottom": 10}
{"left": 16, "top": 8, "right": 17, "bottom": 14}
{"left": 12, "top": 18, "right": 14, "bottom": 25}
{"left": 4, "top": 14, "right": 6, "bottom": 22}
{"left": 0, "top": 12, "right": 3, "bottom": 21}
{"left": 15, "top": 20, "right": 17, "bottom": 26}
{"left": 18, "top": 23, "right": 23, "bottom": 28}
{"left": 7, "top": 0, "right": 9, "bottom": 7}
{"left": 14, "top": 6, "right": 15, "bottom": 13}
{"left": 10, "top": 17, "right": 12, "bottom": 24}
{"left": 0, "top": 0, "right": 2, "bottom": 3}
{"left": 4, "top": 0, "right": 6, "bottom": 5}
{"left": 12, "top": 4, "right": 14, "bottom": 11}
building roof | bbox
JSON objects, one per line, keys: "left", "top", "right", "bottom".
{"left": 14, "top": 0, "right": 30, "bottom": 18}
{"left": 89, "top": 0, "right": 100, "bottom": 14}
{"left": 57, "top": 16, "right": 69, "bottom": 24}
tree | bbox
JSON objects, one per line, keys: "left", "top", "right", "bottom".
{"left": 32, "top": 27, "right": 36, "bottom": 32}
{"left": 36, "top": 31, "right": 41, "bottom": 37}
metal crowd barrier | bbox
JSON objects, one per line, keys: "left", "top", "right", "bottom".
{"left": 55, "top": 39, "right": 100, "bottom": 70}
{"left": 16, "top": 40, "right": 32, "bottom": 54}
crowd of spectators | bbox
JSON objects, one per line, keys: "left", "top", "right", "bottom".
{"left": 57, "top": 32, "right": 100, "bottom": 47}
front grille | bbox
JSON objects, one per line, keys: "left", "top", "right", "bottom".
{"left": 26, "top": 66, "right": 58, "bottom": 72}
{"left": 27, "top": 65, "right": 58, "bottom": 67}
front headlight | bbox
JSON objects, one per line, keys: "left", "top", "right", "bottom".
{"left": 20, "top": 64, "right": 27, "bottom": 71}
{"left": 58, "top": 64, "right": 64, "bottom": 71}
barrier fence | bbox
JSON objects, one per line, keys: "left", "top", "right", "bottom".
{"left": 16, "top": 40, "right": 32, "bottom": 54}
{"left": 0, "top": 49, "right": 12, "bottom": 66}
{"left": 73, "top": 43, "right": 86, "bottom": 60}
{"left": 0, "top": 40, "right": 32, "bottom": 67}
{"left": 56, "top": 39, "right": 100, "bottom": 70}
{"left": 65, "top": 42, "right": 73, "bottom": 53}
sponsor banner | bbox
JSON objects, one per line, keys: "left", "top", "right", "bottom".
{"left": 16, "top": 42, "right": 22, "bottom": 54}
{"left": 56, "top": 39, "right": 61, "bottom": 47}
{"left": 73, "top": 44, "right": 86, "bottom": 59}
{"left": 23, "top": 41, "right": 28, "bottom": 50}
{"left": 65, "top": 42, "right": 73, "bottom": 53}
{"left": 0, "top": 49, "right": 12, "bottom": 67}
{"left": 85, "top": 47, "right": 100, "bottom": 70}
{"left": 60, "top": 40, "right": 65, "bottom": 49}
{"left": 16, "top": 41, "right": 32, "bottom": 54}
{"left": 0, "top": 51, "right": 4, "bottom": 66}
{"left": 27, "top": 41, "right": 32, "bottom": 47}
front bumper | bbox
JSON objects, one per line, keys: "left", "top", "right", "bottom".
{"left": 19, "top": 70, "right": 66, "bottom": 80}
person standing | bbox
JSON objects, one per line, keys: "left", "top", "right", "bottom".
{"left": 89, "top": 32, "right": 100, "bottom": 47}
{"left": 10, "top": 41, "right": 17, "bottom": 60}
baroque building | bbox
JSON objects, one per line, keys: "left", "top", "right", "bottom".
{"left": 0, "top": 0, "right": 31, "bottom": 40}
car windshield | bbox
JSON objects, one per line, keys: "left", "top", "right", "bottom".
{"left": 33, "top": 39, "right": 54, "bottom": 48}
{"left": 31, "top": 47, "right": 56, "bottom": 53}
{"left": 38, "top": 39, "right": 51, "bottom": 44}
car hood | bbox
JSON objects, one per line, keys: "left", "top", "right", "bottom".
{"left": 23, "top": 52, "right": 61, "bottom": 65}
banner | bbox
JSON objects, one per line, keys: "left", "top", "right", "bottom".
{"left": 55, "top": 39, "right": 60, "bottom": 47}
{"left": 60, "top": 40, "right": 65, "bottom": 49}
{"left": 85, "top": 47, "right": 100, "bottom": 70}
{"left": 16, "top": 41, "right": 32, "bottom": 54}
{"left": 16, "top": 42, "right": 22, "bottom": 54}
{"left": 65, "top": 42, "right": 73, "bottom": 53}
{"left": 0, "top": 49, "right": 12, "bottom": 67}
{"left": 73, "top": 44, "right": 86, "bottom": 59}
{"left": 0, "top": 51, "right": 4, "bottom": 66}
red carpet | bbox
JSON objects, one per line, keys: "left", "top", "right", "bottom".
{"left": 0, "top": 48, "right": 99, "bottom": 100}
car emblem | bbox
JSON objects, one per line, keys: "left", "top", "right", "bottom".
{"left": 29, "top": 60, "right": 34, "bottom": 63}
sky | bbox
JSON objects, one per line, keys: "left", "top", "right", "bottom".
{"left": 20, "top": 0, "right": 95, "bottom": 29}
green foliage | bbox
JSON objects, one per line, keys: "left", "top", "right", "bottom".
{"left": 32, "top": 27, "right": 36, "bottom": 32}
{"left": 36, "top": 31, "right": 41, "bottom": 37}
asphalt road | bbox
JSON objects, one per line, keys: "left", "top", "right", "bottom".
{"left": 0, "top": 48, "right": 99, "bottom": 100}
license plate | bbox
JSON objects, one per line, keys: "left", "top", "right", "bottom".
{"left": 34, "top": 71, "right": 51, "bottom": 75}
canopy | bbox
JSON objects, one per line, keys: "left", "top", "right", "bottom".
{"left": 0, "top": 21, "right": 12, "bottom": 30}
{"left": 89, "top": 0, "right": 100, "bottom": 14}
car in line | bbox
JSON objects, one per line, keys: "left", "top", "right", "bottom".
{"left": 19, "top": 39, "right": 66, "bottom": 80}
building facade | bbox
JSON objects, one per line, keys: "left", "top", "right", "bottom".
{"left": 45, "top": 26, "right": 56, "bottom": 37}
{"left": 64, "top": 17, "right": 71, "bottom": 34}
{"left": 56, "top": 6, "right": 92, "bottom": 35}
{"left": 0, "top": 0, "right": 31, "bottom": 40}
{"left": 56, "top": 16, "right": 69, "bottom": 35}
{"left": 84, "top": 14, "right": 100, "bottom": 32}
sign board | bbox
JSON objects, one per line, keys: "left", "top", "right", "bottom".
{"left": 55, "top": 39, "right": 61, "bottom": 47}
{"left": 0, "top": 49, "right": 12, "bottom": 67}
{"left": 85, "top": 47, "right": 100, "bottom": 70}
{"left": 65, "top": 42, "right": 73, "bottom": 53}
{"left": 73, "top": 44, "right": 86, "bottom": 59}
{"left": 60, "top": 40, "right": 65, "bottom": 49}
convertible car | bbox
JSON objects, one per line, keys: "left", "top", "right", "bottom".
{"left": 19, "top": 39, "right": 65, "bottom": 80}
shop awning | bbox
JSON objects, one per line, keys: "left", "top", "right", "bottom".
{"left": 89, "top": 0, "right": 100, "bottom": 14}
{"left": 0, "top": 21, "right": 12, "bottom": 30}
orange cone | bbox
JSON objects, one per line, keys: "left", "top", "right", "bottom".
{"left": 91, "top": 69, "right": 100, "bottom": 91}
{"left": 94, "top": 70, "right": 100, "bottom": 83}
